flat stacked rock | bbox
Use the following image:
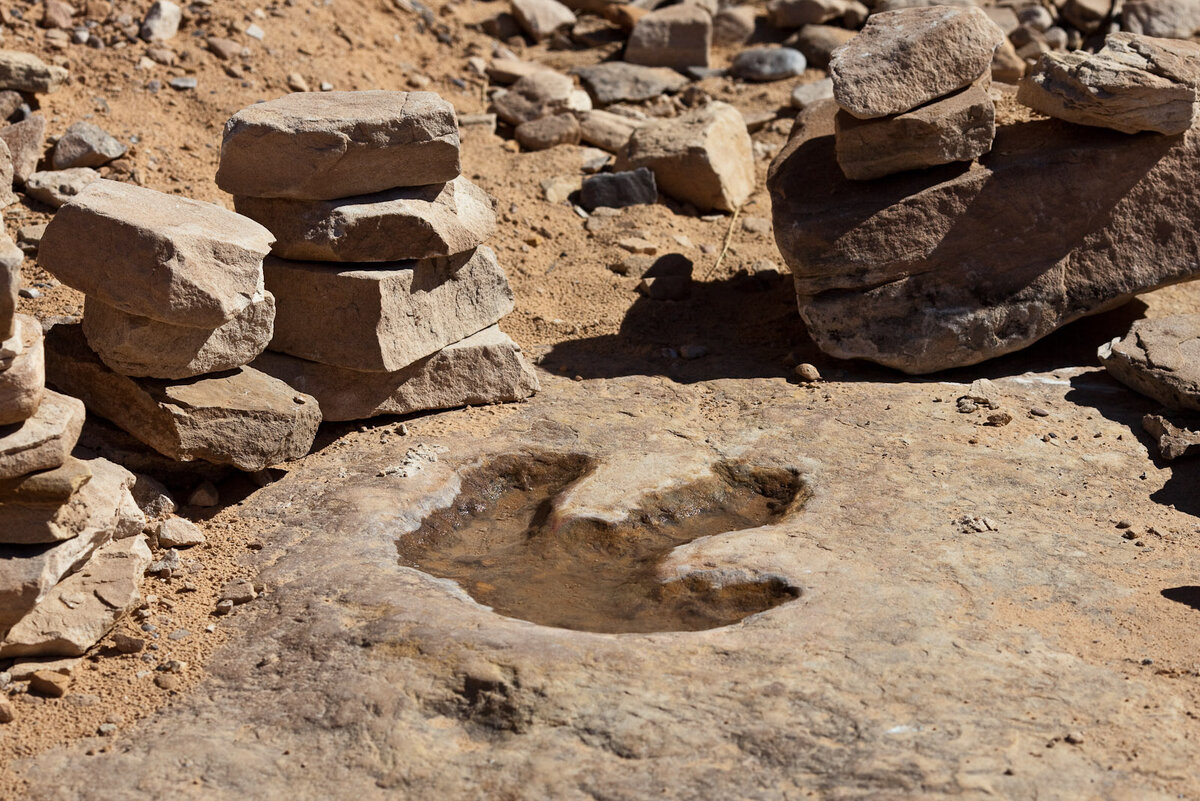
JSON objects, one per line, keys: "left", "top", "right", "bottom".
{"left": 216, "top": 91, "right": 538, "bottom": 422}
{"left": 1098, "top": 315, "right": 1200, "bottom": 411}
{"left": 0, "top": 296, "right": 151, "bottom": 658}
{"left": 39, "top": 180, "right": 321, "bottom": 471}
{"left": 829, "top": 6, "right": 1004, "bottom": 180}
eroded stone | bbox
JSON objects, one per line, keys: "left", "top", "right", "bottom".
{"left": 1098, "top": 315, "right": 1200, "bottom": 411}
{"left": 625, "top": 5, "right": 712, "bottom": 70}
{"left": 0, "top": 314, "right": 45, "bottom": 426}
{"left": 0, "top": 51, "right": 68, "bottom": 94}
{"left": 0, "top": 390, "right": 84, "bottom": 480}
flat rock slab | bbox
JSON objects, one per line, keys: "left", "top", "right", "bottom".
{"left": 0, "top": 314, "right": 45, "bottom": 426}
{"left": 0, "top": 389, "right": 84, "bottom": 481}
{"left": 1143, "top": 413, "right": 1200, "bottom": 460}
{"left": 216, "top": 91, "right": 461, "bottom": 200}
{"left": 39, "top": 180, "right": 274, "bottom": 328}
{"left": 20, "top": 369, "right": 1200, "bottom": 798}
{"left": 767, "top": 101, "right": 1200, "bottom": 372}
{"left": 572, "top": 62, "right": 689, "bottom": 105}
{"left": 836, "top": 78, "right": 995, "bottom": 180}
{"left": 265, "top": 246, "right": 515, "bottom": 372}
{"left": 1017, "top": 34, "right": 1200, "bottom": 135}
{"left": 0, "top": 456, "right": 128, "bottom": 545}
{"left": 0, "top": 458, "right": 132, "bottom": 633}
{"left": 615, "top": 101, "right": 754, "bottom": 212}
{"left": 24, "top": 167, "right": 100, "bottom": 208}
{"left": 0, "top": 534, "right": 151, "bottom": 658}
{"left": 44, "top": 324, "right": 321, "bottom": 472}
{"left": 252, "top": 325, "right": 539, "bottom": 421}
{"left": 625, "top": 4, "right": 712, "bottom": 70}
{"left": 234, "top": 176, "right": 496, "bottom": 262}
{"left": 1098, "top": 315, "right": 1200, "bottom": 411}
{"left": 0, "top": 50, "right": 68, "bottom": 94}
{"left": 830, "top": 6, "right": 1004, "bottom": 119}
{"left": 82, "top": 293, "right": 275, "bottom": 380}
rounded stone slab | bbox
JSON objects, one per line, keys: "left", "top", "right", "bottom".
{"left": 0, "top": 389, "right": 85, "bottom": 481}
{"left": 233, "top": 176, "right": 496, "bottom": 262}
{"left": 39, "top": 180, "right": 274, "bottom": 328}
{"left": 830, "top": 6, "right": 1004, "bottom": 119}
{"left": 216, "top": 91, "right": 461, "bottom": 200}
{"left": 1098, "top": 315, "right": 1200, "bottom": 411}
{"left": 0, "top": 457, "right": 118, "bottom": 545}
{"left": 0, "top": 314, "right": 46, "bottom": 426}
{"left": 82, "top": 292, "right": 275, "bottom": 380}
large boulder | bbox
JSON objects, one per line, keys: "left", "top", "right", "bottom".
{"left": 1122, "top": 0, "right": 1200, "bottom": 39}
{"left": 767, "top": 98, "right": 1200, "bottom": 373}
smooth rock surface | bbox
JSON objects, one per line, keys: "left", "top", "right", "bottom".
{"left": 616, "top": 101, "right": 754, "bottom": 212}
{"left": 253, "top": 326, "right": 539, "bottom": 421}
{"left": 82, "top": 293, "right": 275, "bottom": 380}
{"left": 39, "top": 179, "right": 274, "bottom": 328}
{"left": 0, "top": 51, "right": 68, "bottom": 94}
{"left": 515, "top": 113, "right": 581, "bottom": 150}
{"left": 1017, "top": 33, "right": 1200, "bottom": 135}
{"left": 768, "top": 0, "right": 866, "bottom": 27}
{"left": 791, "top": 77, "right": 834, "bottom": 109}
{"left": 265, "top": 246, "right": 515, "bottom": 372}
{"left": 830, "top": 6, "right": 1005, "bottom": 119}
{"left": 44, "top": 325, "right": 321, "bottom": 471}
{"left": 1098, "top": 315, "right": 1200, "bottom": 411}
{"left": 731, "top": 47, "right": 807, "bottom": 82}
{"left": 511, "top": 0, "right": 577, "bottom": 41}
{"left": 23, "top": 167, "right": 100, "bottom": 208}
{"left": 234, "top": 176, "right": 495, "bottom": 263}
{"left": 0, "top": 390, "right": 84, "bottom": 481}
{"left": 1122, "top": 0, "right": 1200, "bottom": 39}
{"left": 0, "top": 314, "right": 45, "bottom": 426}
{"left": 836, "top": 78, "right": 995, "bottom": 180}
{"left": 572, "top": 62, "right": 688, "bottom": 105}
{"left": 49, "top": 122, "right": 126, "bottom": 170}
{"left": 768, "top": 103, "right": 1200, "bottom": 372}
{"left": 625, "top": 4, "right": 712, "bottom": 69}
{"left": 217, "top": 92, "right": 461, "bottom": 200}
{"left": 0, "top": 534, "right": 149, "bottom": 657}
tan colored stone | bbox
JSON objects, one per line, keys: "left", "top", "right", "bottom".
{"left": 39, "top": 180, "right": 274, "bottom": 328}
{"left": 625, "top": 5, "right": 712, "bottom": 70}
{"left": 577, "top": 109, "right": 642, "bottom": 153}
{"left": 511, "top": 0, "right": 576, "bottom": 41}
{"left": 29, "top": 670, "right": 69, "bottom": 696}
{"left": 0, "top": 314, "right": 45, "bottom": 426}
{"left": 1123, "top": 0, "right": 1200, "bottom": 39}
{"left": 830, "top": 6, "right": 1004, "bottom": 119}
{"left": 44, "top": 324, "right": 321, "bottom": 472}
{"left": 0, "top": 456, "right": 134, "bottom": 545}
{"left": 233, "top": 176, "right": 496, "bottom": 262}
{"left": 82, "top": 293, "right": 275, "bottom": 380}
{"left": 835, "top": 78, "right": 995, "bottom": 181}
{"left": 0, "top": 139, "right": 15, "bottom": 208}
{"left": 217, "top": 91, "right": 461, "bottom": 200}
{"left": 1098, "top": 315, "right": 1200, "bottom": 411}
{"left": 0, "top": 390, "right": 84, "bottom": 480}
{"left": 0, "top": 535, "right": 151, "bottom": 659}
{"left": 0, "top": 50, "right": 68, "bottom": 94}
{"left": 0, "top": 457, "right": 92, "bottom": 509}
{"left": 24, "top": 167, "right": 100, "bottom": 208}
{"left": 615, "top": 102, "right": 753, "bottom": 212}
{"left": 265, "top": 246, "right": 515, "bottom": 372}
{"left": 9, "top": 656, "right": 77, "bottom": 681}
{"left": 515, "top": 114, "right": 582, "bottom": 151}
{"left": 0, "top": 115, "right": 46, "bottom": 185}
{"left": 0, "top": 230, "right": 17, "bottom": 339}
{"left": 253, "top": 326, "right": 539, "bottom": 421}
{"left": 490, "top": 72, "right": 588, "bottom": 126}
{"left": 768, "top": 0, "right": 866, "bottom": 28}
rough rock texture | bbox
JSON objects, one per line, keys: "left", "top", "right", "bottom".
{"left": 23, "top": 167, "right": 101, "bottom": 208}
{"left": 836, "top": 78, "right": 995, "bottom": 180}
{"left": 49, "top": 122, "right": 126, "bottom": 169}
{"left": 1017, "top": 34, "right": 1200, "bottom": 135}
{"left": 253, "top": 325, "right": 539, "bottom": 421}
{"left": 0, "top": 458, "right": 131, "bottom": 632}
{"left": 0, "top": 456, "right": 131, "bottom": 546}
{"left": 0, "top": 232, "right": 17, "bottom": 338}
{"left": 788, "top": 23, "right": 856, "bottom": 68}
{"left": 515, "top": 113, "right": 581, "bottom": 150}
{"left": 1098, "top": 315, "right": 1200, "bottom": 411}
{"left": 234, "top": 176, "right": 495, "bottom": 262}
{"left": 511, "top": 0, "right": 576, "bottom": 41}
{"left": 1122, "top": 0, "right": 1200, "bottom": 39}
{"left": 616, "top": 102, "right": 754, "bottom": 212}
{"left": 578, "top": 109, "right": 642, "bottom": 152}
{"left": 0, "top": 314, "right": 45, "bottom": 426}
{"left": 830, "top": 6, "right": 1005, "bottom": 119}
{"left": 1142, "top": 413, "right": 1200, "bottom": 459}
{"left": 768, "top": 100, "right": 1200, "bottom": 372}
{"left": 580, "top": 168, "right": 657, "bottom": 210}
{"left": 265, "top": 246, "right": 515, "bottom": 372}
{"left": 0, "top": 390, "right": 84, "bottom": 481}
{"left": 0, "top": 140, "right": 15, "bottom": 207}
{"left": 0, "top": 535, "right": 151, "bottom": 658}
{"left": 624, "top": 4, "right": 712, "bottom": 69}
{"left": 768, "top": 0, "right": 867, "bottom": 28}
{"left": 491, "top": 72, "right": 589, "bottom": 126}
{"left": 44, "top": 324, "right": 321, "bottom": 471}
{"left": 139, "top": 0, "right": 182, "bottom": 41}
{"left": 216, "top": 91, "right": 461, "bottom": 200}
{"left": 0, "top": 50, "right": 68, "bottom": 94}
{"left": 39, "top": 180, "right": 274, "bottom": 328}
{"left": 572, "top": 62, "right": 689, "bottom": 105}
{"left": 82, "top": 293, "right": 276, "bottom": 380}
{"left": 0, "top": 115, "right": 46, "bottom": 184}
{"left": 20, "top": 370, "right": 1200, "bottom": 798}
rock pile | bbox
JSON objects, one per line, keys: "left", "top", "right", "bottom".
{"left": 769, "top": 24, "right": 1200, "bottom": 373}
{"left": 37, "top": 179, "right": 322, "bottom": 471}
{"left": 215, "top": 91, "right": 538, "bottom": 422}
{"left": 0, "top": 282, "right": 152, "bottom": 670}
{"left": 829, "top": 6, "right": 1003, "bottom": 180}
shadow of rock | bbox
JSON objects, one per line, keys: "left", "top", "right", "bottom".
{"left": 1162, "top": 586, "right": 1200, "bottom": 611}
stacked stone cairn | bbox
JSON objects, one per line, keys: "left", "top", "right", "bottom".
{"left": 37, "top": 179, "right": 322, "bottom": 472}
{"left": 214, "top": 90, "right": 537, "bottom": 422}
{"left": 829, "top": 6, "right": 1006, "bottom": 181}
{"left": 0, "top": 248, "right": 156, "bottom": 677}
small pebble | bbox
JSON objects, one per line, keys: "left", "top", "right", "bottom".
{"left": 214, "top": 599, "right": 235, "bottom": 616}
{"left": 98, "top": 723, "right": 118, "bottom": 736}
{"left": 168, "top": 76, "right": 197, "bottom": 90}
{"left": 112, "top": 633, "right": 144, "bottom": 654}
{"left": 1029, "top": 407, "right": 1050, "bottom": 417}
{"left": 18, "top": 287, "right": 40, "bottom": 299}
{"left": 0, "top": 699, "right": 13, "bottom": 723}
{"left": 1116, "top": 520, "right": 1132, "bottom": 529}
{"left": 1064, "top": 731, "right": 1084, "bottom": 745}
{"left": 795, "top": 363, "right": 821, "bottom": 382}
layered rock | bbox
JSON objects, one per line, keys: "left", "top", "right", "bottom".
{"left": 768, "top": 102, "right": 1200, "bottom": 372}
{"left": 0, "top": 314, "right": 45, "bottom": 426}
{"left": 0, "top": 390, "right": 85, "bottom": 480}
{"left": 1098, "top": 315, "right": 1200, "bottom": 411}
{"left": 0, "top": 50, "right": 69, "bottom": 94}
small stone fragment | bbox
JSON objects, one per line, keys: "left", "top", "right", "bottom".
{"left": 139, "top": 0, "right": 182, "bottom": 42}
{"left": 572, "top": 62, "right": 688, "bottom": 106}
{"left": 155, "top": 518, "right": 205, "bottom": 549}
{"left": 29, "top": 670, "right": 69, "bottom": 697}
{"left": 1142, "top": 414, "right": 1200, "bottom": 460}
{"left": 23, "top": 168, "right": 100, "bottom": 208}
{"left": 795, "top": 363, "right": 821, "bottom": 382}
{"left": 112, "top": 633, "right": 144, "bottom": 653}
{"left": 219, "top": 578, "right": 257, "bottom": 605}
{"left": 511, "top": 0, "right": 576, "bottom": 42}
{"left": 50, "top": 122, "right": 126, "bottom": 169}
{"left": 0, "top": 115, "right": 47, "bottom": 184}
{"left": 580, "top": 168, "right": 656, "bottom": 211}
{"left": 515, "top": 114, "right": 582, "bottom": 151}
{"left": 731, "top": 48, "right": 807, "bottom": 82}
